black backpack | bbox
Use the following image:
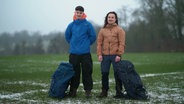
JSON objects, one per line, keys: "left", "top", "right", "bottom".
{"left": 49, "top": 62, "right": 74, "bottom": 98}
{"left": 115, "top": 60, "right": 148, "bottom": 100}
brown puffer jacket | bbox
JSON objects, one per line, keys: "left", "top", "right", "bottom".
{"left": 97, "top": 23, "right": 125, "bottom": 56}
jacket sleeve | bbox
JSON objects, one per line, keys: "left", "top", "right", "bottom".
{"left": 88, "top": 23, "right": 96, "bottom": 45}
{"left": 97, "top": 29, "right": 103, "bottom": 56}
{"left": 65, "top": 23, "right": 73, "bottom": 43}
{"left": 118, "top": 27, "right": 126, "bottom": 55}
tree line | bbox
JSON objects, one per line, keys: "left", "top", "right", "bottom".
{"left": 0, "top": 31, "right": 67, "bottom": 55}
{"left": 0, "top": 0, "right": 184, "bottom": 56}
{"left": 123, "top": 0, "right": 184, "bottom": 52}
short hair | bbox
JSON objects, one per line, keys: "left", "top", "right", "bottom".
{"left": 75, "top": 6, "right": 84, "bottom": 12}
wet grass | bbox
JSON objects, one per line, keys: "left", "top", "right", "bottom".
{"left": 0, "top": 53, "right": 184, "bottom": 103}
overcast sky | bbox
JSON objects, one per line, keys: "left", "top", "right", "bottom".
{"left": 0, "top": 0, "right": 140, "bottom": 34}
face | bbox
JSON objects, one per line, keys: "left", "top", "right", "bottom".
{"left": 107, "top": 13, "right": 116, "bottom": 24}
{"left": 75, "top": 10, "right": 84, "bottom": 19}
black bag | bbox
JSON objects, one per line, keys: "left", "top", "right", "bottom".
{"left": 116, "top": 60, "right": 148, "bottom": 100}
{"left": 49, "top": 62, "right": 74, "bottom": 98}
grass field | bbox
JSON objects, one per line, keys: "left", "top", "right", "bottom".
{"left": 0, "top": 53, "right": 184, "bottom": 104}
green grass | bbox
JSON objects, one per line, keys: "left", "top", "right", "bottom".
{"left": 0, "top": 53, "right": 184, "bottom": 103}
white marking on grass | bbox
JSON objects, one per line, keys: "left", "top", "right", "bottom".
{"left": 6, "top": 81, "right": 48, "bottom": 87}
{"left": 0, "top": 90, "right": 37, "bottom": 99}
{"left": 27, "top": 59, "right": 60, "bottom": 65}
{"left": 157, "top": 87, "right": 179, "bottom": 91}
{"left": 0, "top": 89, "right": 48, "bottom": 103}
{"left": 140, "top": 72, "right": 183, "bottom": 78}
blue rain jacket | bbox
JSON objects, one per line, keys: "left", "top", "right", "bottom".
{"left": 65, "top": 19, "right": 96, "bottom": 55}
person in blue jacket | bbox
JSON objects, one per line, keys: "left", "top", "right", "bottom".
{"left": 65, "top": 6, "right": 96, "bottom": 98}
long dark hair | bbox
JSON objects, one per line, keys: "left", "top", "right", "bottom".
{"left": 103, "top": 11, "right": 118, "bottom": 28}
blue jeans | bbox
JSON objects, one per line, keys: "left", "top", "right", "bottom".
{"left": 101, "top": 55, "right": 122, "bottom": 92}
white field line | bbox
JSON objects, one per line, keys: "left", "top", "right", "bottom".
{"left": 140, "top": 72, "right": 183, "bottom": 78}
{"left": 5, "top": 81, "right": 48, "bottom": 87}
{"left": 0, "top": 90, "right": 37, "bottom": 99}
{"left": 0, "top": 90, "right": 48, "bottom": 103}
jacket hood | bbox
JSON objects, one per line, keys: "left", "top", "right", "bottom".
{"left": 73, "top": 13, "right": 87, "bottom": 20}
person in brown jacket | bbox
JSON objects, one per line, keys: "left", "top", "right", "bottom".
{"left": 97, "top": 11, "right": 126, "bottom": 98}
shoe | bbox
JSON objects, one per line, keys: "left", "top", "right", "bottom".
{"left": 68, "top": 89, "right": 77, "bottom": 97}
{"left": 97, "top": 89, "right": 108, "bottom": 98}
{"left": 85, "top": 90, "right": 91, "bottom": 98}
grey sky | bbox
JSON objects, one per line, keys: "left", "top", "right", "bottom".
{"left": 0, "top": 0, "right": 139, "bottom": 34}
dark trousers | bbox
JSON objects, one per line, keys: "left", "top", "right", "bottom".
{"left": 69, "top": 53, "right": 93, "bottom": 91}
{"left": 101, "top": 55, "right": 122, "bottom": 92}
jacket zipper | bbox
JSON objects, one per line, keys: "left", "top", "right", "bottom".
{"left": 109, "top": 42, "right": 110, "bottom": 55}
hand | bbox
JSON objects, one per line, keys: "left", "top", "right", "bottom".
{"left": 115, "top": 56, "right": 121, "bottom": 62}
{"left": 98, "top": 55, "right": 103, "bottom": 62}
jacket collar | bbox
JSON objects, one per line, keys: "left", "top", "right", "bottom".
{"left": 73, "top": 19, "right": 86, "bottom": 24}
{"left": 105, "top": 23, "right": 117, "bottom": 28}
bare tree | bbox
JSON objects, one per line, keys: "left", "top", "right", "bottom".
{"left": 165, "top": 0, "right": 184, "bottom": 40}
